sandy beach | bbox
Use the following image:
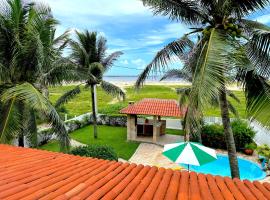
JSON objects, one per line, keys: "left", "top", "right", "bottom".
{"left": 64, "top": 79, "right": 242, "bottom": 91}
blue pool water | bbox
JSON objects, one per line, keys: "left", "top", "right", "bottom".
{"left": 182, "top": 154, "right": 266, "bottom": 181}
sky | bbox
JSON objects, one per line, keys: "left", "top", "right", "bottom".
{"left": 42, "top": 0, "right": 270, "bottom": 76}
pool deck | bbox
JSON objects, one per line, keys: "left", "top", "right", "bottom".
{"left": 128, "top": 143, "right": 270, "bottom": 183}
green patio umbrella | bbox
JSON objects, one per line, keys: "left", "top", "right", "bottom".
{"left": 163, "top": 142, "right": 217, "bottom": 170}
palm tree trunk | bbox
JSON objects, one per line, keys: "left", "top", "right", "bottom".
{"left": 91, "top": 84, "right": 98, "bottom": 139}
{"left": 18, "top": 102, "right": 25, "bottom": 147}
{"left": 219, "top": 85, "right": 240, "bottom": 178}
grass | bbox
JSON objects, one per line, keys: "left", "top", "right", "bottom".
{"left": 38, "top": 125, "right": 184, "bottom": 159}
{"left": 39, "top": 125, "right": 139, "bottom": 160}
{"left": 49, "top": 85, "right": 247, "bottom": 118}
{"left": 166, "top": 129, "right": 185, "bottom": 136}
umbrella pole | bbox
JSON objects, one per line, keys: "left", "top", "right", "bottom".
{"left": 188, "top": 164, "right": 190, "bottom": 172}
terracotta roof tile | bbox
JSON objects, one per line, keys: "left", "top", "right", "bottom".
{"left": 0, "top": 145, "right": 269, "bottom": 200}
{"left": 120, "top": 98, "right": 185, "bottom": 117}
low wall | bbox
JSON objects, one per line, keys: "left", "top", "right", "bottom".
{"left": 33, "top": 114, "right": 270, "bottom": 147}
{"left": 33, "top": 113, "right": 127, "bottom": 147}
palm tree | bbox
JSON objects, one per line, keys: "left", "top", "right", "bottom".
{"left": 161, "top": 68, "right": 240, "bottom": 142}
{"left": 160, "top": 38, "right": 240, "bottom": 141}
{"left": 136, "top": 0, "right": 270, "bottom": 178}
{"left": 58, "top": 31, "right": 125, "bottom": 139}
{"left": 0, "top": 0, "right": 71, "bottom": 152}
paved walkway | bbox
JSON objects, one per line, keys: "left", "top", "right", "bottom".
{"left": 129, "top": 143, "right": 182, "bottom": 170}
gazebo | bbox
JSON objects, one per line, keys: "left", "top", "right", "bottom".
{"left": 120, "top": 98, "right": 185, "bottom": 144}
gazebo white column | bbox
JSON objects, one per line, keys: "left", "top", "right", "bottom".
{"left": 127, "top": 114, "right": 136, "bottom": 141}
{"left": 153, "top": 115, "right": 159, "bottom": 143}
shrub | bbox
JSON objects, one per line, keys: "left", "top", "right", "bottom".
{"left": 257, "top": 145, "right": 270, "bottom": 160}
{"left": 231, "top": 119, "right": 256, "bottom": 150}
{"left": 201, "top": 124, "right": 225, "bottom": 149}
{"left": 245, "top": 142, "right": 257, "bottom": 150}
{"left": 70, "top": 145, "right": 118, "bottom": 161}
{"left": 201, "top": 119, "right": 256, "bottom": 151}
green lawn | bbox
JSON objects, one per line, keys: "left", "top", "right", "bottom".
{"left": 39, "top": 125, "right": 139, "bottom": 160}
{"left": 166, "top": 129, "right": 185, "bottom": 136}
{"left": 38, "top": 125, "right": 184, "bottom": 160}
{"left": 49, "top": 85, "right": 246, "bottom": 118}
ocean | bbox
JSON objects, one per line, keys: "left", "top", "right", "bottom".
{"left": 103, "top": 76, "right": 188, "bottom": 84}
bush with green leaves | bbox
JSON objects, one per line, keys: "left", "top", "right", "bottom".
{"left": 201, "top": 119, "right": 256, "bottom": 151}
{"left": 245, "top": 142, "right": 257, "bottom": 150}
{"left": 70, "top": 145, "right": 118, "bottom": 161}
{"left": 257, "top": 145, "right": 270, "bottom": 160}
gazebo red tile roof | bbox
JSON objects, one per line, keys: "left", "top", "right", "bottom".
{"left": 0, "top": 145, "right": 269, "bottom": 199}
{"left": 120, "top": 98, "right": 184, "bottom": 117}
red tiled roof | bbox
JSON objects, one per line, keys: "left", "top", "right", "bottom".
{"left": 0, "top": 145, "right": 269, "bottom": 199}
{"left": 120, "top": 98, "right": 184, "bottom": 117}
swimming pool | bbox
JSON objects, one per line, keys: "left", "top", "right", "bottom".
{"left": 182, "top": 154, "right": 266, "bottom": 181}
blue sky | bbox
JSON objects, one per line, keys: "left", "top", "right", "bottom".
{"left": 43, "top": 0, "right": 270, "bottom": 76}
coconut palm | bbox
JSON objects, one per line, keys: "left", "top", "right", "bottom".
{"left": 136, "top": 0, "right": 270, "bottom": 178}
{"left": 161, "top": 54, "right": 240, "bottom": 142}
{"left": 0, "top": 0, "right": 71, "bottom": 152}
{"left": 58, "top": 31, "right": 125, "bottom": 139}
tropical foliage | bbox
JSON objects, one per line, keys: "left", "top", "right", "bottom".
{"left": 0, "top": 0, "right": 71, "bottom": 152}
{"left": 201, "top": 120, "right": 256, "bottom": 151}
{"left": 70, "top": 145, "right": 118, "bottom": 161}
{"left": 57, "top": 31, "right": 125, "bottom": 139}
{"left": 137, "top": 0, "right": 270, "bottom": 178}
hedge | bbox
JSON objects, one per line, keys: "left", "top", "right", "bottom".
{"left": 201, "top": 119, "right": 256, "bottom": 151}
{"left": 70, "top": 145, "right": 118, "bottom": 161}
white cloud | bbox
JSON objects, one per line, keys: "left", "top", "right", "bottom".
{"left": 131, "top": 58, "right": 145, "bottom": 67}
{"left": 256, "top": 14, "right": 270, "bottom": 24}
{"left": 43, "top": 0, "right": 149, "bottom": 17}
{"left": 135, "top": 23, "right": 189, "bottom": 47}
{"left": 120, "top": 59, "right": 129, "bottom": 65}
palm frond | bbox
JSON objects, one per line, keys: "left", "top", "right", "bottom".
{"left": 243, "top": 70, "right": 270, "bottom": 127}
{"left": 247, "top": 30, "right": 270, "bottom": 78}
{"left": 100, "top": 81, "right": 125, "bottom": 101}
{"left": 55, "top": 86, "right": 81, "bottom": 108}
{"left": 241, "top": 19, "right": 270, "bottom": 37}
{"left": 24, "top": 107, "right": 38, "bottom": 147}
{"left": 186, "top": 29, "right": 231, "bottom": 130}
{"left": 102, "top": 51, "right": 123, "bottom": 72}
{"left": 0, "top": 98, "right": 19, "bottom": 144}
{"left": 226, "top": 90, "right": 240, "bottom": 103}
{"left": 135, "top": 35, "right": 193, "bottom": 88}
{"left": 177, "top": 87, "right": 191, "bottom": 109}
{"left": 1, "top": 82, "right": 70, "bottom": 152}
{"left": 141, "top": 0, "right": 207, "bottom": 24}
{"left": 228, "top": 0, "right": 270, "bottom": 16}
{"left": 40, "top": 58, "right": 79, "bottom": 86}
{"left": 53, "top": 30, "right": 70, "bottom": 50}
{"left": 160, "top": 69, "right": 192, "bottom": 82}
{"left": 97, "top": 36, "right": 107, "bottom": 61}
{"left": 228, "top": 100, "right": 239, "bottom": 117}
